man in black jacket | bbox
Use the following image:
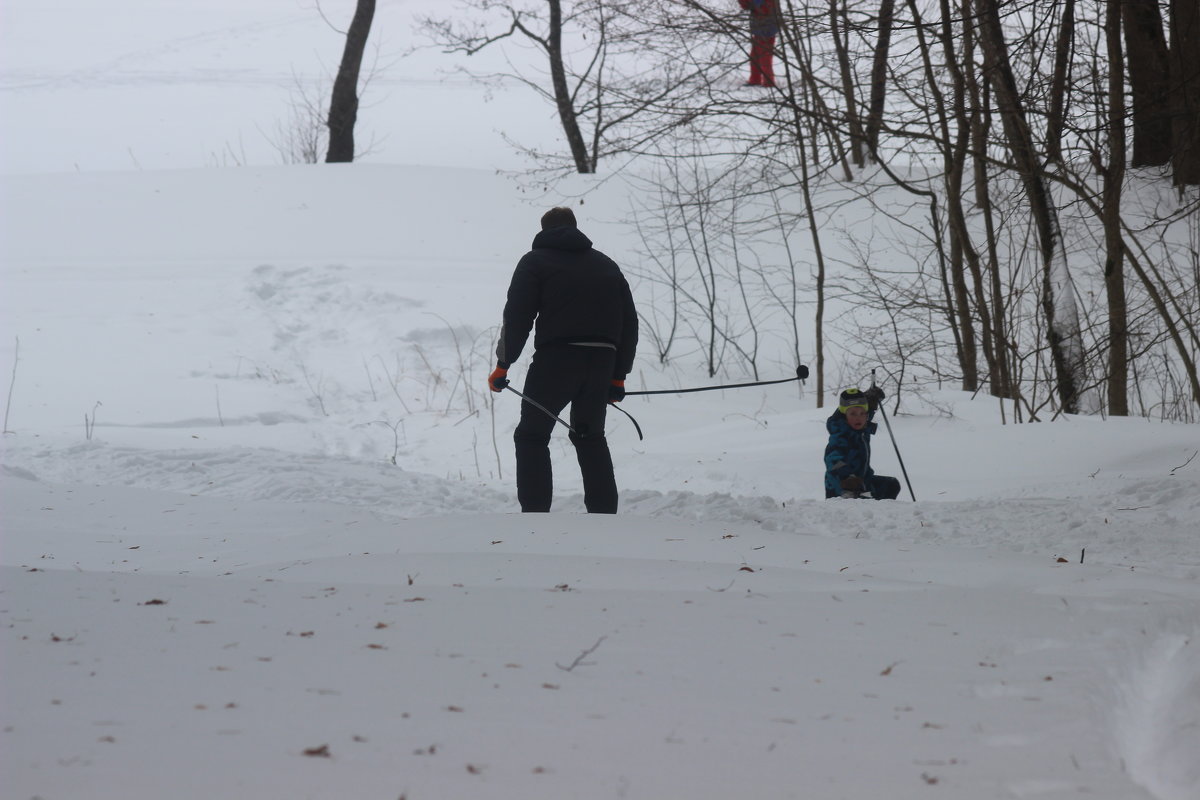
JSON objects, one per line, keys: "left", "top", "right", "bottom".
{"left": 487, "top": 207, "right": 638, "bottom": 514}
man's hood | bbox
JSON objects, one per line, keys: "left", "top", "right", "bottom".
{"left": 531, "top": 226, "right": 593, "bottom": 252}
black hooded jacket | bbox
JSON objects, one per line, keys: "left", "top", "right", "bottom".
{"left": 496, "top": 226, "right": 638, "bottom": 378}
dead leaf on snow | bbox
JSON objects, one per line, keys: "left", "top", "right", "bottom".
{"left": 303, "top": 744, "right": 331, "bottom": 758}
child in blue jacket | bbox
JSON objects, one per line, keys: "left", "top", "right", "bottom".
{"left": 824, "top": 387, "right": 901, "bottom": 499}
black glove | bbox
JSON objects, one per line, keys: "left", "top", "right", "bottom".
{"left": 797, "top": 364, "right": 810, "bottom": 380}
{"left": 840, "top": 475, "right": 865, "bottom": 492}
{"left": 863, "top": 386, "right": 885, "bottom": 406}
{"left": 609, "top": 379, "right": 626, "bottom": 403}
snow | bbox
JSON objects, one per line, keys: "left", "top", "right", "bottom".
{"left": 2, "top": 2, "right": 1199, "bottom": 799}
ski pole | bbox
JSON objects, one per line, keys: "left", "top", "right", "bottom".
{"left": 501, "top": 381, "right": 642, "bottom": 440}
{"left": 871, "top": 369, "right": 916, "bottom": 501}
{"left": 502, "top": 384, "right": 576, "bottom": 434}
{"left": 608, "top": 401, "right": 643, "bottom": 440}
{"left": 624, "top": 364, "right": 809, "bottom": 397}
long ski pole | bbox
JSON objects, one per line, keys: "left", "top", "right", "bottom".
{"left": 502, "top": 382, "right": 643, "bottom": 440}
{"left": 624, "top": 364, "right": 808, "bottom": 397}
{"left": 608, "top": 402, "right": 643, "bottom": 440}
{"left": 872, "top": 369, "right": 916, "bottom": 501}
{"left": 503, "top": 384, "right": 576, "bottom": 434}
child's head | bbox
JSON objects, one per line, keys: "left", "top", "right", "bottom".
{"left": 838, "top": 388, "right": 870, "bottom": 430}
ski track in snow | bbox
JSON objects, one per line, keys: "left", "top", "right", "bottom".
{"left": 4, "top": 448, "right": 1199, "bottom": 800}
{"left": 1112, "top": 633, "right": 1200, "bottom": 800}
{"left": 5, "top": 440, "right": 1199, "bottom": 582}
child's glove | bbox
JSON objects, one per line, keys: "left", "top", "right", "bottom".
{"left": 488, "top": 366, "right": 509, "bottom": 392}
{"left": 840, "top": 475, "right": 865, "bottom": 492}
{"left": 863, "top": 386, "right": 885, "bottom": 408}
{"left": 608, "top": 379, "right": 626, "bottom": 403}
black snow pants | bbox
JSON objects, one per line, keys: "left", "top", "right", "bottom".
{"left": 514, "top": 344, "right": 618, "bottom": 514}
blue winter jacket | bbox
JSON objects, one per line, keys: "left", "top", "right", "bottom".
{"left": 823, "top": 409, "right": 878, "bottom": 498}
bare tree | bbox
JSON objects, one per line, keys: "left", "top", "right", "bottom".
{"left": 326, "top": 0, "right": 376, "bottom": 163}
{"left": 1169, "top": 0, "right": 1200, "bottom": 184}
{"left": 1104, "top": 0, "right": 1129, "bottom": 415}
{"left": 830, "top": 0, "right": 866, "bottom": 167}
{"left": 268, "top": 75, "right": 329, "bottom": 164}
{"left": 865, "top": 0, "right": 896, "bottom": 159}
{"left": 1045, "top": 0, "right": 1075, "bottom": 163}
{"left": 1121, "top": 0, "right": 1171, "bottom": 168}
{"left": 421, "top": 0, "right": 726, "bottom": 174}
{"left": 975, "top": 0, "right": 1087, "bottom": 414}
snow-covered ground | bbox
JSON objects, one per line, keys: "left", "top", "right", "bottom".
{"left": 2, "top": 3, "right": 1199, "bottom": 800}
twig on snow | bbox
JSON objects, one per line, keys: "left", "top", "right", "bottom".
{"left": 3, "top": 336, "right": 17, "bottom": 434}
{"left": 1169, "top": 450, "right": 1197, "bottom": 476}
{"left": 556, "top": 636, "right": 607, "bottom": 672}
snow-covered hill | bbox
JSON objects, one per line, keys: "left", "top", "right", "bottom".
{"left": 3, "top": 1, "right": 1199, "bottom": 797}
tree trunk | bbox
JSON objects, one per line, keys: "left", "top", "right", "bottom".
{"left": 1122, "top": 0, "right": 1171, "bottom": 167}
{"left": 326, "top": 0, "right": 376, "bottom": 164}
{"left": 865, "top": 0, "right": 896, "bottom": 159}
{"left": 911, "top": 0, "right": 976, "bottom": 390}
{"left": 547, "top": 0, "right": 594, "bottom": 173}
{"left": 831, "top": 0, "right": 865, "bottom": 167}
{"left": 963, "top": 6, "right": 1013, "bottom": 400}
{"left": 1046, "top": 0, "right": 1074, "bottom": 162}
{"left": 975, "top": 0, "right": 1086, "bottom": 414}
{"left": 1169, "top": 0, "right": 1200, "bottom": 184}
{"left": 1105, "top": 0, "right": 1129, "bottom": 415}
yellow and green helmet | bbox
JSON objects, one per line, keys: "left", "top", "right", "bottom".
{"left": 838, "top": 388, "right": 870, "bottom": 413}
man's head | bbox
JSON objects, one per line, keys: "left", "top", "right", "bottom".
{"left": 541, "top": 207, "right": 577, "bottom": 230}
{"left": 838, "top": 388, "right": 870, "bottom": 430}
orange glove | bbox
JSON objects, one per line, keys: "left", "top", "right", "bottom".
{"left": 608, "top": 379, "right": 626, "bottom": 403}
{"left": 488, "top": 366, "right": 509, "bottom": 393}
